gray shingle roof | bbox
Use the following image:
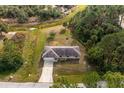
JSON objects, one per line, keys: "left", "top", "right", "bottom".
{"left": 42, "top": 46, "right": 80, "bottom": 59}
{"left": 53, "top": 48, "right": 79, "bottom": 57}
{"left": 43, "top": 50, "right": 58, "bottom": 58}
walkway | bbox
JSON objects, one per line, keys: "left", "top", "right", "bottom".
{"left": 38, "top": 60, "right": 54, "bottom": 83}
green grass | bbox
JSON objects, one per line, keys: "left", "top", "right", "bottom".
{"left": 54, "top": 75, "right": 84, "bottom": 84}
{"left": 54, "top": 71, "right": 100, "bottom": 88}
{"left": 54, "top": 71, "right": 97, "bottom": 84}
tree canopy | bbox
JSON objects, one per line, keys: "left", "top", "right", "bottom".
{"left": 68, "top": 5, "right": 124, "bottom": 73}
{"left": 0, "top": 6, "right": 62, "bottom": 23}
{"left": 88, "top": 32, "right": 124, "bottom": 73}
{"left": 68, "top": 6, "right": 124, "bottom": 48}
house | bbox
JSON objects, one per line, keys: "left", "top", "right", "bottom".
{"left": 42, "top": 46, "right": 81, "bottom": 62}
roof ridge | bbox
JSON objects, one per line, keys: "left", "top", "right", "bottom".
{"left": 42, "top": 49, "right": 51, "bottom": 57}
{"left": 45, "top": 46, "right": 79, "bottom": 48}
{"left": 73, "top": 47, "right": 81, "bottom": 56}
{"left": 49, "top": 48, "right": 59, "bottom": 58}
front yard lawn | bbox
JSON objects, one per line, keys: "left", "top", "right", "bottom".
{"left": 54, "top": 75, "right": 84, "bottom": 84}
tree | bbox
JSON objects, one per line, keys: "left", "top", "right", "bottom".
{"left": 103, "top": 71, "right": 124, "bottom": 88}
{"left": 88, "top": 32, "right": 124, "bottom": 73}
{"left": 0, "top": 40, "right": 23, "bottom": 72}
{"left": 88, "top": 47, "right": 103, "bottom": 65}
{"left": 0, "top": 23, "right": 8, "bottom": 36}
{"left": 38, "top": 10, "right": 50, "bottom": 21}
{"left": 0, "top": 6, "right": 62, "bottom": 23}
{"left": 17, "top": 9, "right": 28, "bottom": 23}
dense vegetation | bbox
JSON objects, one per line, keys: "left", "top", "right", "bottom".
{"left": 104, "top": 71, "right": 124, "bottom": 88}
{"left": 64, "top": 5, "right": 124, "bottom": 87}
{"left": 0, "top": 40, "right": 23, "bottom": 72}
{"left": 0, "top": 23, "right": 8, "bottom": 36}
{"left": 68, "top": 5, "right": 124, "bottom": 73}
{"left": 0, "top": 6, "right": 62, "bottom": 23}
{"left": 69, "top": 6, "right": 124, "bottom": 48}
{"left": 88, "top": 32, "right": 124, "bottom": 73}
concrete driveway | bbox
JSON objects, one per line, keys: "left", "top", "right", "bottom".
{"left": 39, "top": 60, "right": 54, "bottom": 83}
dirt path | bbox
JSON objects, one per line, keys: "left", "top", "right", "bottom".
{"left": 41, "top": 25, "right": 64, "bottom": 34}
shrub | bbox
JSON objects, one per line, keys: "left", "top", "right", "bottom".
{"left": 82, "top": 71, "right": 101, "bottom": 88}
{"left": 47, "top": 32, "right": 56, "bottom": 41}
{"left": 103, "top": 71, "right": 124, "bottom": 88}
{"left": 11, "top": 33, "right": 26, "bottom": 43}
{"left": 17, "top": 10, "right": 28, "bottom": 23}
{"left": 11, "top": 32, "right": 26, "bottom": 49}
{"left": 0, "top": 23, "right": 8, "bottom": 36}
{"left": 59, "top": 29, "right": 66, "bottom": 34}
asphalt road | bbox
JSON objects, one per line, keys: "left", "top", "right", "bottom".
{"left": 0, "top": 82, "right": 52, "bottom": 88}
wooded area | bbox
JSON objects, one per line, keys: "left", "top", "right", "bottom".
{"left": 67, "top": 5, "right": 124, "bottom": 87}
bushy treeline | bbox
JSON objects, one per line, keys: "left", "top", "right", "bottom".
{"left": 0, "top": 5, "right": 62, "bottom": 23}
{"left": 68, "top": 6, "right": 124, "bottom": 74}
